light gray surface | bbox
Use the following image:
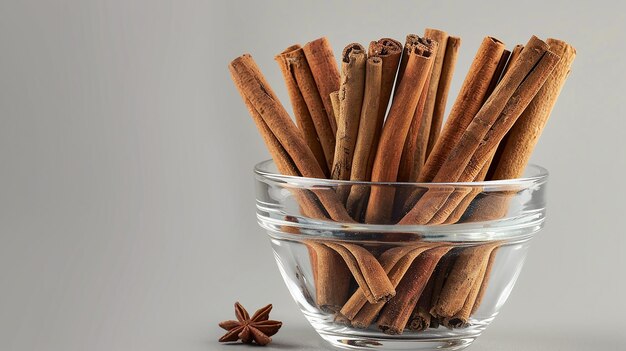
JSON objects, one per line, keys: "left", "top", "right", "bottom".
{"left": 1, "top": 0, "right": 625, "bottom": 350}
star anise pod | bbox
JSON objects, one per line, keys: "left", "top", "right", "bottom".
{"left": 218, "top": 302, "right": 282, "bottom": 346}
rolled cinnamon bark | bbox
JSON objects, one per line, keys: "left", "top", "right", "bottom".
{"left": 397, "top": 73, "right": 431, "bottom": 182}
{"left": 303, "top": 37, "right": 340, "bottom": 134}
{"left": 441, "top": 246, "right": 492, "bottom": 328}
{"left": 333, "top": 43, "right": 367, "bottom": 201}
{"left": 365, "top": 37, "right": 435, "bottom": 224}
{"left": 275, "top": 45, "right": 336, "bottom": 174}
{"left": 377, "top": 246, "right": 452, "bottom": 335}
{"left": 470, "top": 245, "right": 498, "bottom": 315}
{"left": 407, "top": 271, "right": 436, "bottom": 331}
{"left": 417, "top": 28, "right": 449, "bottom": 164}
{"left": 430, "top": 243, "right": 497, "bottom": 318}
{"left": 350, "top": 244, "right": 440, "bottom": 328}
{"left": 366, "top": 38, "right": 403, "bottom": 179}
{"left": 339, "top": 245, "right": 417, "bottom": 321}
{"left": 346, "top": 57, "right": 383, "bottom": 219}
{"left": 428, "top": 36, "right": 461, "bottom": 155}
{"left": 305, "top": 240, "right": 352, "bottom": 313}
{"left": 323, "top": 242, "right": 395, "bottom": 303}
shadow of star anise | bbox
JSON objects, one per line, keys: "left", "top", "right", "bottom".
{"left": 219, "top": 302, "right": 282, "bottom": 346}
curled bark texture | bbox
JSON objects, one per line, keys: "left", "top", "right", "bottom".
{"left": 366, "top": 38, "right": 403, "bottom": 179}
{"left": 416, "top": 28, "right": 449, "bottom": 168}
{"left": 346, "top": 57, "right": 383, "bottom": 220}
{"left": 377, "top": 246, "right": 452, "bottom": 335}
{"left": 333, "top": 43, "right": 367, "bottom": 201}
{"left": 303, "top": 37, "right": 341, "bottom": 134}
{"left": 275, "top": 45, "right": 335, "bottom": 174}
{"left": 365, "top": 37, "right": 435, "bottom": 224}
{"left": 428, "top": 36, "right": 461, "bottom": 155}
{"left": 350, "top": 244, "right": 442, "bottom": 329}
{"left": 419, "top": 36, "right": 506, "bottom": 184}
{"left": 323, "top": 241, "right": 395, "bottom": 304}
{"left": 305, "top": 240, "right": 352, "bottom": 312}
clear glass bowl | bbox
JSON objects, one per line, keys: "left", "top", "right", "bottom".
{"left": 254, "top": 160, "right": 547, "bottom": 351}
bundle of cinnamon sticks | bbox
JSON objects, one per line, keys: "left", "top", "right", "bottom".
{"left": 230, "top": 30, "right": 575, "bottom": 334}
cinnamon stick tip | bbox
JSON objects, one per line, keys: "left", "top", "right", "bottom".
{"left": 342, "top": 43, "right": 366, "bottom": 62}
{"left": 487, "top": 36, "right": 505, "bottom": 45}
{"left": 229, "top": 53, "right": 252, "bottom": 67}
{"left": 277, "top": 44, "right": 302, "bottom": 56}
{"left": 546, "top": 38, "right": 577, "bottom": 55}
{"left": 447, "top": 36, "right": 462, "bottom": 46}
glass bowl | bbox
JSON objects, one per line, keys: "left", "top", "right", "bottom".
{"left": 254, "top": 159, "right": 547, "bottom": 351}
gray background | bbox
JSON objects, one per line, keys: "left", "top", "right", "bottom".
{"left": 1, "top": 0, "right": 624, "bottom": 350}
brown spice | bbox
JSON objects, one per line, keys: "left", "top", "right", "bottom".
{"left": 303, "top": 37, "right": 340, "bottom": 134}
{"left": 275, "top": 45, "right": 336, "bottom": 173}
{"left": 365, "top": 37, "right": 435, "bottom": 224}
{"left": 219, "top": 302, "right": 282, "bottom": 346}
{"left": 377, "top": 246, "right": 452, "bottom": 334}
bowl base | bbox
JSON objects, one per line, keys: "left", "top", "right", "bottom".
{"left": 317, "top": 329, "right": 476, "bottom": 350}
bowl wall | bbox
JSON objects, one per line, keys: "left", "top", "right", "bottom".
{"left": 255, "top": 160, "right": 547, "bottom": 350}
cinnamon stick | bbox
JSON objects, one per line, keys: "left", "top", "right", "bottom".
{"left": 416, "top": 28, "right": 448, "bottom": 166}
{"left": 346, "top": 57, "right": 383, "bottom": 219}
{"left": 377, "top": 246, "right": 452, "bottom": 334}
{"left": 339, "top": 245, "right": 417, "bottom": 321}
{"left": 428, "top": 34, "right": 460, "bottom": 156}
{"left": 441, "top": 254, "right": 489, "bottom": 328}
{"left": 303, "top": 37, "right": 340, "bottom": 134}
{"left": 305, "top": 240, "right": 352, "bottom": 312}
{"left": 397, "top": 73, "right": 431, "bottom": 182}
{"left": 332, "top": 43, "right": 367, "bottom": 201}
{"left": 350, "top": 244, "right": 440, "bottom": 328}
{"left": 366, "top": 38, "right": 403, "bottom": 179}
{"left": 430, "top": 243, "right": 497, "bottom": 318}
{"left": 466, "top": 39, "right": 575, "bottom": 219}
{"left": 407, "top": 271, "right": 436, "bottom": 331}
{"left": 323, "top": 242, "right": 395, "bottom": 303}
{"left": 365, "top": 37, "right": 435, "bottom": 224}
{"left": 235, "top": 55, "right": 390, "bottom": 310}
{"left": 275, "top": 45, "right": 336, "bottom": 173}
{"left": 470, "top": 246, "right": 498, "bottom": 315}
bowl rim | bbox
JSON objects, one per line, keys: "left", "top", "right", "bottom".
{"left": 254, "top": 159, "right": 549, "bottom": 188}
